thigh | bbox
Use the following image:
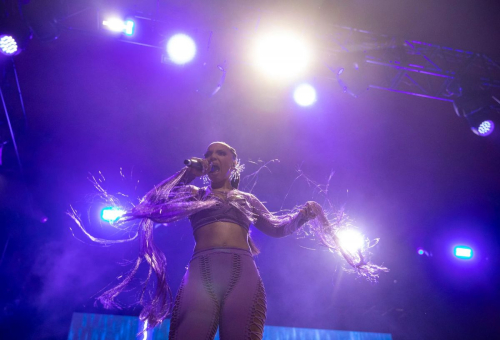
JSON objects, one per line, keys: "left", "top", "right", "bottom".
{"left": 218, "top": 256, "right": 267, "bottom": 340}
{"left": 168, "top": 257, "right": 219, "bottom": 340}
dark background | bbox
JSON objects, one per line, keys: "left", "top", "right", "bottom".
{"left": 1, "top": 1, "right": 500, "bottom": 339}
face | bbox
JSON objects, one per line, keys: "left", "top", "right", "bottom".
{"left": 204, "top": 143, "right": 235, "bottom": 183}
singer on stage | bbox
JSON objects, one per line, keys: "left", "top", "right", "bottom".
{"left": 71, "top": 141, "right": 386, "bottom": 339}
{"left": 92, "top": 141, "right": 317, "bottom": 340}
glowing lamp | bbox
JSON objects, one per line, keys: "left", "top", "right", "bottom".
{"left": 474, "top": 120, "right": 494, "bottom": 137}
{"left": 336, "top": 229, "right": 365, "bottom": 254}
{"left": 101, "top": 207, "right": 125, "bottom": 222}
{"left": 293, "top": 83, "right": 317, "bottom": 107}
{"left": 0, "top": 35, "right": 19, "bottom": 55}
{"left": 454, "top": 246, "right": 473, "bottom": 259}
{"left": 252, "top": 31, "right": 311, "bottom": 80}
{"left": 166, "top": 34, "right": 197, "bottom": 65}
{"left": 103, "top": 18, "right": 135, "bottom": 36}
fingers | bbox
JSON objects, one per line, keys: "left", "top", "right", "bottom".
{"left": 302, "top": 201, "right": 318, "bottom": 220}
{"left": 186, "top": 157, "right": 211, "bottom": 177}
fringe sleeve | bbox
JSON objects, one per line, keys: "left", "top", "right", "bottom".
{"left": 246, "top": 193, "right": 310, "bottom": 238}
{"left": 96, "top": 168, "right": 218, "bottom": 332}
{"left": 301, "top": 202, "right": 389, "bottom": 282}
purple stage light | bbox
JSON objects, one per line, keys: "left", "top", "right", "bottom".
{"left": 102, "top": 18, "right": 135, "bottom": 36}
{"left": 454, "top": 246, "right": 473, "bottom": 259}
{"left": 336, "top": 229, "right": 365, "bottom": 254}
{"left": 166, "top": 34, "right": 196, "bottom": 65}
{"left": 474, "top": 120, "right": 494, "bottom": 137}
{"left": 293, "top": 83, "right": 317, "bottom": 107}
{"left": 0, "top": 35, "right": 19, "bottom": 55}
{"left": 101, "top": 207, "right": 125, "bottom": 223}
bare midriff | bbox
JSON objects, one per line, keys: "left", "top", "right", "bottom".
{"left": 193, "top": 221, "right": 250, "bottom": 252}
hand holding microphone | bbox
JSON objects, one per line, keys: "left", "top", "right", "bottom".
{"left": 184, "top": 157, "right": 210, "bottom": 177}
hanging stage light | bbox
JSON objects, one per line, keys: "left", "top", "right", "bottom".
{"left": 454, "top": 246, "right": 473, "bottom": 259}
{"left": 252, "top": 30, "right": 311, "bottom": 81}
{"left": 102, "top": 18, "right": 135, "bottom": 36}
{"left": 0, "top": 35, "right": 18, "bottom": 56}
{"left": 451, "top": 80, "right": 499, "bottom": 136}
{"left": 166, "top": 33, "right": 197, "bottom": 65}
{"left": 293, "top": 83, "right": 317, "bottom": 107}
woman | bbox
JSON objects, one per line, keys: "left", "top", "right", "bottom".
{"left": 73, "top": 141, "right": 385, "bottom": 339}
{"left": 166, "top": 142, "right": 317, "bottom": 339}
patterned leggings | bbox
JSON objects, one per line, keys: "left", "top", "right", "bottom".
{"left": 168, "top": 248, "right": 267, "bottom": 340}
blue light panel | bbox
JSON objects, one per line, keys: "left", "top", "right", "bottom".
{"left": 68, "top": 312, "right": 393, "bottom": 340}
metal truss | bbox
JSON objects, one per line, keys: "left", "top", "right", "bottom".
{"left": 56, "top": 6, "right": 500, "bottom": 105}
{"left": 321, "top": 26, "right": 500, "bottom": 102}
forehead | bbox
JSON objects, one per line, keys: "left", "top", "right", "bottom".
{"left": 206, "top": 143, "right": 230, "bottom": 152}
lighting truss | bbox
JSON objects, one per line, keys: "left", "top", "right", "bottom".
{"left": 320, "top": 26, "right": 500, "bottom": 102}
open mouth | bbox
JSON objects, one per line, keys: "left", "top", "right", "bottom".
{"left": 209, "top": 165, "right": 220, "bottom": 174}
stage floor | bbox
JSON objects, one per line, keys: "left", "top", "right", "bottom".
{"left": 68, "top": 312, "right": 393, "bottom": 339}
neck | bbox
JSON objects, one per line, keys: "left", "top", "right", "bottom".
{"left": 211, "top": 179, "right": 233, "bottom": 191}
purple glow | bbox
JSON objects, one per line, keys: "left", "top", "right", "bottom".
{"left": 293, "top": 83, "right": 317, "bottom": 107}
{"left": 101, "top": 207, "right": 125, "bottom": 222}
{"left": 166, "top": 34, "right": 196, "bottom": 65}
{"left": 0, "top": 35, "right": 18, "bottom": 55}
{"left": 454, "top": 246, "right": 473, "bottom": 259}
{"left": 473, "top": 120, "right": 494, "bottom": 137}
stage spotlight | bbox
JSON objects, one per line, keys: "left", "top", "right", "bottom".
{"left": 417, "top": 248, "right": 424, "bottom": 255}
{"left": 252, "top": 31, "right": 311, "bottom": 80}
{"left": 454, "top": 246, "right": 473, "bottom": 259}
{"left": 101, "top": 207, "right": 125, "bottom": 223}
{"left": 451, "top": 81, "right": 499, "bottom": 136}
{"left": 336, "top": 229, "right": 365, "bottom": 254}
{"left": 293, "top": 83, "right": 317, "bottom": 106}
{"left": 166, "top": 34, "right": 197, "bottom": 65}
{"left": 475, "top": 120, "right": 495, "bottom": 136}
{"left": 465, "top": 113, "right": 495, "bottom": 137}
{"left": 102, "top": 18, "right": 135, "bottom": 36}
{"left": 0, "top": 35, "right": 18, "bottom": 56}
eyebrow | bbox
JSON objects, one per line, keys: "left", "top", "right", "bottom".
{"left": 204, "top": 148, "right": 227, "bottom": 158}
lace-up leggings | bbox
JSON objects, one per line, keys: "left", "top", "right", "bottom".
{"left": 168, "top": 248, "right": 267, "bottom": 340}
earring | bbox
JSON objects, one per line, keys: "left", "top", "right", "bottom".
{"left": 202, "top": 174, "right": 211, "bottom": 185}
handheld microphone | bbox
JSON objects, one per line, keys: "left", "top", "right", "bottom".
{"left": 184, "top": 158, "right": 204, "bottom": 171}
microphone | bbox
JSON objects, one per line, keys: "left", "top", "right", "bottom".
{"left": 184, "top": 158, "right": 204, "bottom": 171}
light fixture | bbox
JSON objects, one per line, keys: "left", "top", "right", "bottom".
{"left": 0, "top": 35, "right": 19, "bottom": 56}
{"left": 293, "top": 83, "right": 317, "bottom": 107}
{"left": 336, "top": 229, "right": 365, "bottom": 254}
{"left": 102, "top": 18, "right": 135, "bottom": 36}
{"left": 166, "top": 33, "right": 197, "bottom": 65}
{"left": 454, "top": 246, "right": 473, "bottom": 259}
{"left": 101, "top": 207, "right": 125, "bottom": 223}
{"left": 452, "top": 81, "right": 499, "bottom": 136}
{"left": 252, "top": 31, "right": 311, "bottom": 81}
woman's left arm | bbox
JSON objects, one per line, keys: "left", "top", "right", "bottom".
{"left": 247, "top": 194, "right": 317, "bottom": 238}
